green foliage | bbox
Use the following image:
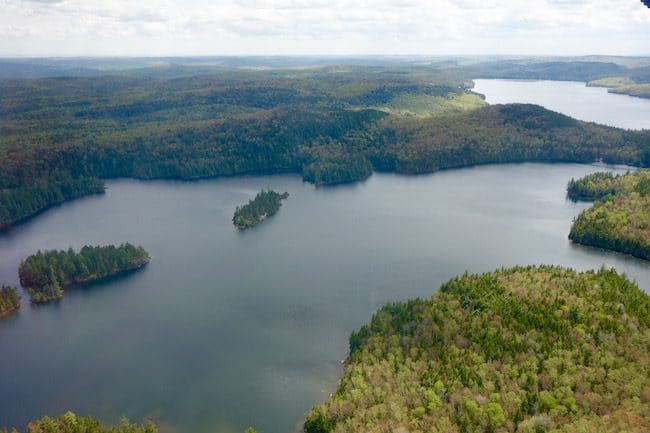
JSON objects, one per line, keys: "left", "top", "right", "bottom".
{"left": 1, "top": 411, "right": 156, "bottom": 433}
{"left": 0, "top": 175, "right": 105, "bottom": 229}
{"left": 304, "top": 407, "right": 333, "bottom": 433}
{"left": 301, "top": 138, "right": 373, "bottom": 185}
{"left": 1, "top": 67, "right": 649, "bottom": 228}
{"left": 0, "top": 285, "right": 20, "bottom": 318}
{"left": 567, "top": 171, "right": 628, "bottom": 201}
{"left": 233, "top": 189, "right": 289, "bottom": 229}
{"left": 568, "top": 170, "right": 650, "bottom": 260}
{"left": 367, "top": 104, "right": 648, "bottom": 175}
{"left": 635, "top": 176, "right": 650, "bottom": 196}
{"left": 19, "top": 243, "right": 150, "bottom": 303}
{"left": 305, "top": 266, "right": 650, "bottom": 433}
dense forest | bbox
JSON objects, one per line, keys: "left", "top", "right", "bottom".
{"left": 0, "top": 175, "right": 105, "bottom": 230}
{"left": 233, "top": 189, "right": 289, "bottom": 229}
{"left": 305, "top": 265, "right": 650, "bottom": 433}
{"left": 0, "top": 412, "right": 156, "bottom": 433}
{"left": 0, "top": 285, "right": 20, "bottom": 318}
{"left": 1, "top": 65, "right": 649, "bottom": 229}
{"left": 19, "top": 243, "right": 150, "bottom": 303}
{"left": 0, "top": 412, "right": 264, "bottom": 433}
{"left": 568, "top": 170, "right": 650, "bottom": 260}
{"left": 567, "top": 171, "right": 630, "bottom": 201}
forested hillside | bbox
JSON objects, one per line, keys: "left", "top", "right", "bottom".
{"left": 19, "top": 243, "right": 150, "bottom": 303}
{"left": 305, "top": 266, "right": 650, "bottom": 433}
{"left": 1, "top": 66, "right": 649, "bottom": 229}
{"left": 568, "top": 170, "right": 650, "bottom": 260}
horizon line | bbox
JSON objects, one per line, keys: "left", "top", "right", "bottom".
{"left": 2, "top": 53, "right": 650, "bottom": 59}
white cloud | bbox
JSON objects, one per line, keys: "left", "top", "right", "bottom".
{"left": 0, "top": 0, "right": 648, "bottom": 56}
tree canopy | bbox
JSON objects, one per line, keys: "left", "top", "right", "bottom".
{"left": 233, "top": 189, "right": 289, "bottom": 229}
{"left": 1, "top": 412, "right": 156, "bottom": 433}
{"left": 1, "top": 67, "right": 648, "bottom": 229}
{"left": 19, "top": 243, "right": 150, "bottom": 303}
{"left": 568, "top": 170, "right": 650, "bottom": 260}
{"left": 305, "top": 265, "right": 650, "bottom": 433}
{"left": 0, "top": 285, "right": 20, "bottom": 318}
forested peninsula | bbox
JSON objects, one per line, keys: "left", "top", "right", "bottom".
{"left": 19, "top": 243, "right": 150, "bottom": 303}
{"left": 0, "top": 286, "right": 20, "bottom": 318}
{"left": 568, "top": 170, "right": 650, "bottom": 260}
{"left": 587, "top": 78, "right": 650, "bottom": 99}
{"left": 1, "top": 66, "right": 649, "bottom": 229}
{"left": 233, "top": 189, "right": 289, "bottom": 229}
{"left": 305, "top": 265, "right": 650, "bottom": 433}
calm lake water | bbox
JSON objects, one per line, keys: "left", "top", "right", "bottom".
{"left": 1, "top": 165, "right": 649, "bottom": 433}
{"left": 473, "top": 79, "right": 650, "bottom": 130}
{"left": 1, "top": 80, "right": 650, "bottom": 433}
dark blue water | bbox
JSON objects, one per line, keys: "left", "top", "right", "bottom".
{"left": 1, "top": 163, "right": 648, "bottom": 433}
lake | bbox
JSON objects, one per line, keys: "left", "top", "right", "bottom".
{"left": 1, "top": 164, "right": 649, "bottom": 433}
{"left": 1, "top": 79, "right": 650, "bottom": 433}
{"left": 473, "top": 79, "right": 650, "bottom": 130}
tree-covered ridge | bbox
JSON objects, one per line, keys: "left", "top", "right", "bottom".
{"left": 19, "top": 243, "right": 150, "bottom": 303}
{"left": 1, "top": 411, "right": 156, "bottom": 433}
{"left": 0, "top": 286, "right": 20, "bottom": 318}
{"left": 233, "top": 189, "right": 289, "bottom": 229}
{"left": 305, "top": 266, "right": 650, "bottom": 433}
{"left": 362, "top": 104, "right": 648, "bottom": 175}
{"left": 568, "top": 170, "right": 650, "bottom": 260}
{"left": 1, "top": 67, "right": 650, "bottom": 229}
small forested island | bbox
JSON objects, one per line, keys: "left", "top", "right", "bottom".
{"left": 305, "top": 265, "right": 650, "bottom": 433}
{"left": 568, "top": 170, "right": 650, "bottom": 260}
{"left": 233, "top": 189, "right": 289, "bottom": 229}
{"left": 19, "top": 243, "right": 150, "bottom": 303}
{"left": 0, "top": 412, "right": 156, "bottom": 433}
{"left": 0, "top": 286, "right": 20, "bottom": 318}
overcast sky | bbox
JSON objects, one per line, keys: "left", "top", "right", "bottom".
{"left": 1, "top": 0, "right": 649, "bottom": 57}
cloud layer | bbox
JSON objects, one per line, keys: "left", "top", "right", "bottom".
{"left": 1, "top": 0, "right": 649, "bottom": 56}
